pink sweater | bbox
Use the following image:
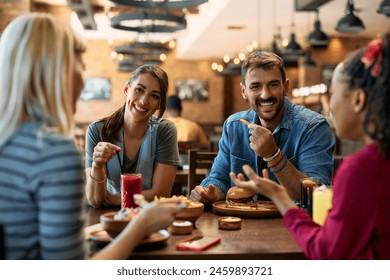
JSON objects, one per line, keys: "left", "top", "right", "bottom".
{"left": 283, "top": 143, "right": 390, "bottom": 259}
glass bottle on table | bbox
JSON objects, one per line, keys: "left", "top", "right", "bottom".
{"left": 300, "top": 177, "right": 321, "bottom": 216}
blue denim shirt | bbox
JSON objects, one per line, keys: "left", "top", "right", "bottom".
{"left": 201, "top": 97, "right": 335, "bottom": 196}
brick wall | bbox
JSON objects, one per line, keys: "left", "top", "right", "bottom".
{"left": 0, "top": 0, "right": 30, "bottom": 33}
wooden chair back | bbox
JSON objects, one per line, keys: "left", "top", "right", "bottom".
{"left": 187, "top": 149, "right": 218, "bottom": 194}
{"left": 177, "top": 141, "right": 212, "bottom": 166}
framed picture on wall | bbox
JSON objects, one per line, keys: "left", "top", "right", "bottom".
{"left": 80, "top": 77, "right": 111, "bottom": 101}
{"left": 175, "top": 79, "right": 209, "bottom": 101}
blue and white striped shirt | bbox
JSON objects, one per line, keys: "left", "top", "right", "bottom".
{"left": 0, "top": 121, "right": 86, "bottom": 259}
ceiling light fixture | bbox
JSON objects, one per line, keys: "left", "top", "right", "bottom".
{"left": 114, "top": 41, "right": 173, "bottom": 72}
{"left": 285, "top": 31, "right": 302, "bottom": 52}
{"left": 109, "top": 0, "right": 208, "bottom": 10}
{"left": 111, "top": 11, "right": 187, "bottom": 33}
{"left": 247, "top": 0, "right": 262, "bottom": 53}
{"left": 308, "top": 10, "right": 329, "bottom": 47}
{"left": 303, "top": 49, "right": 316, "bottom": 67}
{"left": 377, "top": 0, "right": 390, "bottom": 17}
{"left": 335, "top": 0, "right": 365, "bottom": 33}
{"left": 270, "top": 1, "right": 283, "bottom": 57}
{"left": 284, "top": 6, "right": 303, "bottom": 65}
{"left": 284, "top": 5, "right": 302, "bottom": 53}
{"left": 115, "top": 41, "right": 171, "bottom": 55}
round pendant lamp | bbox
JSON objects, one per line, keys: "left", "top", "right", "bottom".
{"left": 377, "top": 0, "right": 390, "bottom": 17}
{"left": 303, "top": 49, "right": 316, "bottom": 67}
{"left": 335, "top": 0, "right": 365, "bottom": 32}
{"left": 308, "top": 11, "right": 329, "bottom": 47}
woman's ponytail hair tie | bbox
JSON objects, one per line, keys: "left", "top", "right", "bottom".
{"left": 361, "top": 39, "right": 383, "bottom": 76}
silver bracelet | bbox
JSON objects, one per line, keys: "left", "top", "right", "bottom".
{"left": 89, "top": 170, "right": 107, "bottom": 184}
{"left": 263, "top": 148, "right": 281, "bottom": 162}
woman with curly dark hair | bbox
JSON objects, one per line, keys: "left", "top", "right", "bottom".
{"left": 230, "top": 33, "right": 390, "bottom": 259}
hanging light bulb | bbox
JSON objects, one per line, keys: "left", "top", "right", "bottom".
{"left": 168, "top": 40, "right": 176, "bottom": 49}
{"left": 159, "top": 53, "right": 167, "bottom": 61}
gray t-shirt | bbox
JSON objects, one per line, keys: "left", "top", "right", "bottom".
{"left": 85, "top": 117, "right": 180, "bottom": 193}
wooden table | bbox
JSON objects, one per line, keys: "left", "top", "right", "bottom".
{"left": 85, "top": 206, "right": 305, "bottom": 260}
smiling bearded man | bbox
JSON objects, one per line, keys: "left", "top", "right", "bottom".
{"left": 190, "top": 51, "right": 335, "bottom": 207}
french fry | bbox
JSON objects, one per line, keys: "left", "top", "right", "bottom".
{"left": 239, "top": 118, "right": 250, "bottom": 126}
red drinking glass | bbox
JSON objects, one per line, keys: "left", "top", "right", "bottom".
{"left": 121, "top": 173, "right": 142, "bottom": 209}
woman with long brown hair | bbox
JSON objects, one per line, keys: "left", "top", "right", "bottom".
{"left": 85, "top": 65, "right": 180, "bottom": 208}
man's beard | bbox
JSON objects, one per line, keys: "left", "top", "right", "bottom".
{"left": 253, "top": 97, "right": 283, "bottom": 122}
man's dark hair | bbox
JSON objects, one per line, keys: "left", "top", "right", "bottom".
{"left": 167, "top": 95, "right": 182, "bottom": 113}
{"left": 241, "top": 50, "right": 286, "bottom": 86}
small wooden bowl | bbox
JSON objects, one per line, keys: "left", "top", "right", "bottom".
{"left": 170, "top": 220, "right": 193, "bottom": 235}
{"left": 175, "top": 202, "right": 204, "bottom": 223}
{"left": 100, "top": 212, "right": 130, "bottom": 238}
{"left": 218, "top": 216, "right": 242, "bottom": 230}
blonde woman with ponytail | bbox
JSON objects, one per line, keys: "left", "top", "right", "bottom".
{"left": 0, "top": 13, "right": 180, "bottom": 260}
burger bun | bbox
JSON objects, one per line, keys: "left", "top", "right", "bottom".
{"left": 227, "top": 186, "right": 255, "bottom": 200}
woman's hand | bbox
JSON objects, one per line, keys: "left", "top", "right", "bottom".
{"left": 93, "top": 142, "right": 121, "bottom": 168}
{"left": 134, "top": 201, "right": 182, "bottom": 236}
{"left": 229, "top": 165, "right": 297, "bottom": 215}
{"left": 229, "top": 165, "right": 279, "bottom": 198}
{"left": 92, "top": 200, "right": 181, "bottom": 259}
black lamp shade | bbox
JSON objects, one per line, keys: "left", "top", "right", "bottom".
{"left": 335, "top": 1, "right": 365, "bottom": 32}
{"left": 308, "top": 19, "right": 329, "bottom": 47}
{"left": 271, "top": 41, "right": 283, "bottom": 57}
{"left": 285, "top": 33, "right": 302, "bottom": 52}
{"left": 303, "top": 51, "right": 316, "bottom": 67}
{"left": 377, "top": 0, "right": 390, "bottom": 17}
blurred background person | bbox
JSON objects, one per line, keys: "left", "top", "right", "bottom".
{"left": 85, "top": 65, "right": 180, "bottom": 208}
{"left": 230, "top": 33, "right": 390, "bottom": 259}
{"left": 165, "top": 95, "right": 208, "bottom": 144}
{"left": 0, "top": 13, "right": 180, "bottom": 260}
